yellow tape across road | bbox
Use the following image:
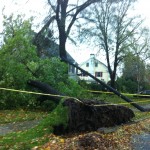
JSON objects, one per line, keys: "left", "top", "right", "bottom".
{"left": 87, "top": 90, "right": 150, "bottom": 97}
{"left": 0, "top": 87, "right": 83, "bottom": 104}
{"left": 1, "top": 87, "right": 150, "bottom": 107}
{"left": 0, "top": 87, "right": 68, "bottom": 98}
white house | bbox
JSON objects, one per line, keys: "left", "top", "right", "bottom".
{"left": 78, "top": 54, "right": 110, "bottom": 83}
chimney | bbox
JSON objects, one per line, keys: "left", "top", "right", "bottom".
{"left": 89, "top": 54, "right": 95, "bottom": 77}
{"left": 90, "top": 54, "right": 95, "bottom": 59}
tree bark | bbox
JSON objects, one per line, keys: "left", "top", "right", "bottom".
{"left": 27, "top": 80, "right": 63, "bottom": 104}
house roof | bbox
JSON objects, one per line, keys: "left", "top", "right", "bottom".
{"left": 33, "top": 32, "right": 77, "bottom": 64}
{"left": 45, "top": 42, "right": 76, "bottom": 64}
{"left": 79, "top": 56, "right": 108, "bottom": 69}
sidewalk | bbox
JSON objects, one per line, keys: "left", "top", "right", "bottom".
{"left": 0, "top": 120, "right": 40, "bottom": 136}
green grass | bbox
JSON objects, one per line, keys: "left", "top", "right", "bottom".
{"left": 0, "top": 109, "right": 48, "bottom": 124}
{"left": 0, "top": 102, "right": 68, "bottom": 150}
{"left": 94, "top": 93, "right": 150, "bottom": 108}
{"left": 133, "top": 111, "right": 150, "bottom": 121}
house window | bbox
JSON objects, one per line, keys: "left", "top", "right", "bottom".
{"left": 86, "top": 63, "right": 89, "bottom": 67}
{"left": 95, "top": 63, "right": 98, "bottom": 67}
{"left": 95, "top": 72, "right": 103, "bottom": 77}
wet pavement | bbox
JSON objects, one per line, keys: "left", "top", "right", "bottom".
{"left": 0, "top": 120, "right": 40, "bottom": 136}
{"left": 132, "top": 133, "right": 150, "bottom": 150}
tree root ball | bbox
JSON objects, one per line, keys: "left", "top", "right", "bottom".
{"left": 54, "top": 98, "right": 135, "bottom": 135}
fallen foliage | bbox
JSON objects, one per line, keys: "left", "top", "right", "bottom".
{"left": 0, "top": 110, "right": 48, "bottom": 124}
{"left": 32, "top": 118, "right": 150, "bottom": 150}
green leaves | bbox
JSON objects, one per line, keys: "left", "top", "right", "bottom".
{"left": 0, "top": 14, "right": 87, "bottom": 109}
{"left": 0, "top": 15, "right": 37, "bottom": 109}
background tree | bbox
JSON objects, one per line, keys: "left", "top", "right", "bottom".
{"left": 144, "top": 64, "right": 150, "bottom": 90}
{"left": 118, "top": 27, "right": 150, "bottom": 93}
{"left": 0, "top": 15, "right": 38, "bottom": 108}
{"left": 79, "top": 0, "right": 144, "bottom": 88}
{"left": 116, "top": 52, "right": 146, "bottom": 93}
{"left": 128, "top": 27, "right": 150, "bottom": 60}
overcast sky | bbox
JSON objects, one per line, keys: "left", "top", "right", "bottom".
{"left": 0, "top": 0, "right": 48, "bottom": 31}
{"left": 1, "top": 0, "right": 150, "bottom": 63}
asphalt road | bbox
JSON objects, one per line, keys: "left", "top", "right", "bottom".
{"left": 132, "top": 133, "right": 150, "bottom": 150}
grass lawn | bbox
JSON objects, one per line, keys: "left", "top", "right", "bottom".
{"left": 0, "top": 109, "right": 48, "bottom": 150}
{"left": 0, "top": 103, "right": 68, "bottom": 150}
{"left": 0, "top": 109, "right": 48, "bottom": 124}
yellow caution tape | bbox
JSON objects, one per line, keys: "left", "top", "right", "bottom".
{"left": 0, "top": 87, "right": 67, "bottom": 98}
{"left": 0, "top": 87, "right": 83, "bottom": 104}
{"left": 87, "top": 90, "right": 150, "bottom": 97}
{"left": 0, "top": 87, "right": 150, "bottom": 107}
{"left": 93, "top": 99, "right": 150, "bottom": 107}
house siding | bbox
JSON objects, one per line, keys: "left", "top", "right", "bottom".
{"left": 79, "top": 54, "right": 110, "bottom": 83}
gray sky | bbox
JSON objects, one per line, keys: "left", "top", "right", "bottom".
{"left": 0, "top": 0, "right": 49, "bottom": 32}
{"left": 1, "top": 0, "right": 150, "bottom": 63}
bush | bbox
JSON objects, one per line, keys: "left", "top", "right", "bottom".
{"left": 116, "top": 77, "right": 137, "bottom": 93}
{"left": 57, "top": 79, "right": 89, "bottom": 99}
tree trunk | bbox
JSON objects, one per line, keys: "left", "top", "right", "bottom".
{"left": 110, "top": 71, "right": 116, "bottom": 88}
{"left": 59, "top": 33, "right": 67, "bottom": 59}
{"left": 27, "top": 80, "right": 63, "bottom": 104}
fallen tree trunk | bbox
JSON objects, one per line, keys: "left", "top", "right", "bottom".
{"left": 62, "top": 57, "right": 146, "bottom": 112}
{"left": 27, "top": 80, "right": 135, "bottom": 135}
{"left": 27, "top": 80, "right": 63, "bottom": 104}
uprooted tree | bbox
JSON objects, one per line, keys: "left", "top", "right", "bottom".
{"left": 28, "top": 80, "right": 135, "bottom": 134}
{"left": 0, "top": 3, "right": 140, "bottom": 132}
{"left": 28, "top": 0, "right": 149, "bottom": 134}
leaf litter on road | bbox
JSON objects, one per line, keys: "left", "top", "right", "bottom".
{"left": 32, "top": 118, "right": 150, "bottom": 150}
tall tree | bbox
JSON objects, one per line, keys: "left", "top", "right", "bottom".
{"left": 124, "top": 28, "right": 150, "bottom": 91}
{"left": 145, "top": 64, "right": 150, "bottom": 89}
{"left": 36, "top": 0, "right": 102, "bottom": 59}
{"left": 123, "top": 52, "right": 146, "bottom": 92}
{"left": 79, "top": 0, "right": 144, "bottom": 88}
{"left": 129, "top": 27, "right": 150, "bottom": 61}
